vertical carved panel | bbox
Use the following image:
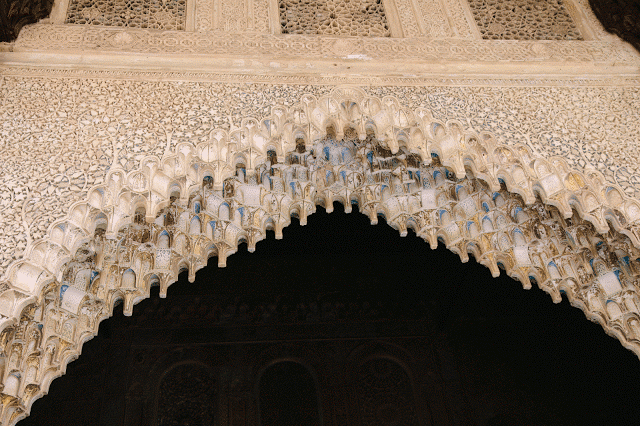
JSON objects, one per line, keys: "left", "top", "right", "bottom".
{"left": 356, "top": 358, "right": 418, "bottom": 426}
{"left": 253, "top": 0, "right": 271, "bottom": 32}
{"left": 195, "top": 0, "right": 212, "bottom": 30}
{"left": 414, "top": 0, "right": 453, "bottom": 37}
{"left": 394, "top": 0, "right": 422, "bottom": 37}
{"left": 439, "top": 0, "right": 477, "bottom": 38}
{"left": 197, "top": 0, "right": 271, "bottom": 32}
{"left": 214, "top": 0, "right": 248, "bottom": 31}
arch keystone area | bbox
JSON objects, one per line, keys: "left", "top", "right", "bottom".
{"left": 1, "top": 87, "right": 640, "bottom": 424}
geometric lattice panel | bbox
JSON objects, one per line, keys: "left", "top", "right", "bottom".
{"left": 65, "top": 0, "right": 186, "bottom": 30}
{"left": 468, "top": 0, "right": 583, "bottom": 40}
{"left": 278, "top": 0, "right": 391, "bottom": 36}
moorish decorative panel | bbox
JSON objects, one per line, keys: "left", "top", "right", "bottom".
{"left": 467, "top": 0, "right": 583, "bottom": 40}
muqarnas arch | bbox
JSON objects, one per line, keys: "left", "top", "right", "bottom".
{"left": 1, "top": 87, "right": 640, "bottom": 425}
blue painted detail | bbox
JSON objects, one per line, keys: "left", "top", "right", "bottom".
{"left": 366, "top": 151, "right": 374, "bottom": 165}
{"left": 194, "top": 202, "right": 201, "bottom": 214}
{"left": 492, "top": 192, "right": 501, "bottom": 201}
{"left": 90, "top": 271, "right": 99, "bottom": 285}
{"left": 623, "top": 256, "right": 630, "bottom": 265}
{"left": 237, "top": 208, "right": 244, "bottom": 220}
{"left": 498, "top": 178, "right": 505, "bottom": 184}
{"left": 340, "top": 171, "right": 347, "bottom": 181}
{"left": 482, "top": 202, "right": 490, "bottom": 212}
{"left": 466, "top": 221, "right": 475, "bottom": 230}
{"left": 455, "top": 184, "right": 464, "bottom": 195}
{"left": 60, "top": 285, "right": 69, "bottom": 300}
{"left": 323, "top": 146, "right": 330, "bottom": 161}
{"left": 325, "top": 170, "right": 332, "bottom": 183}
{"left": 431, "top": 153, "right": 439, "bottom": 159}
{"left": 290, "top": 182, "right": 296, "bottom": 193}
{"left": 433, "top": 170, "right": 441, "bottom": 180}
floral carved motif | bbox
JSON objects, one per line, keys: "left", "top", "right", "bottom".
{"left": 1, "top": 88, "right": 640, "bottom": 424}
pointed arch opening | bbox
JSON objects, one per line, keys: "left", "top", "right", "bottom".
{"left": 16, "top": 204, "right": 640, "bottom": 426}
{"left": 4, "top": 87, "right": 640, "bottom": 425}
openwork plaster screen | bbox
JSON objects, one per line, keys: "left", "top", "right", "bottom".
{"left": 278, "top": 0, "right": 391, "bottom": 36}
{"left": 65, "top": 0, "right": 187, "bottom": 29}
{"left": 468, "top": 0, "right": 583, "bottom": 40}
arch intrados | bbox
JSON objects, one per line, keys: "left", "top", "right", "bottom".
{"left": 3, "top": 87, "right": 640, "bottom": 424}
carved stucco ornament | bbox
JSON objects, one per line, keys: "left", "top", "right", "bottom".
{"left": 1, "top": 87, "right": 640, "bottom": 424}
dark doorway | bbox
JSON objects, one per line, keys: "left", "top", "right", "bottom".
{"left": 18, "top": 203, "right": 640, "bottom": 426}
{"left": 258, "top": 361, "right": 321, "bottom": 426}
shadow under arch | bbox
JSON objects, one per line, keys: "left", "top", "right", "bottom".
{"left": 255, "top": 357, "right": 323, "bottom": 426}
{"left": 14, "top": 203, "right": 640, "bottom": 426}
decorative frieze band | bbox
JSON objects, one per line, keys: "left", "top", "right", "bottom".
{"left": 13, "top": 24, "right": 640, "bottom": 64}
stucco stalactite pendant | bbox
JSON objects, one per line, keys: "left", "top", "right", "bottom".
{"left": 1, "top": 88, "right": 640, "bottom": 424}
